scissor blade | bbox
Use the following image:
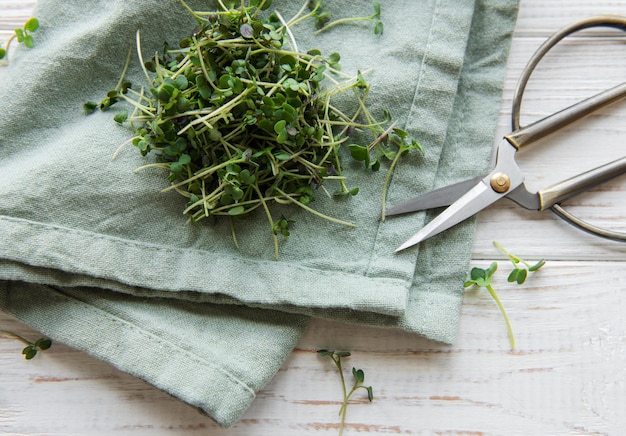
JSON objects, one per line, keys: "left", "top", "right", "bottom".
{"left": 384, "top": 176, "right": 484, "bottom": 216}
{"left": 395, "top": 179, "right": 503, "bottom": 252}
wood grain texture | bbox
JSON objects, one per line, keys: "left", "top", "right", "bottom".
{"left": 2, "top": 1, "right": 626, "bottom": 434}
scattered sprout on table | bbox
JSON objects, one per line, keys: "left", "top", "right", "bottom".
{"left": 318, "top": 349, "right": 374, "bottom": 435}
{"left": 0, "top": 17, "right": 39, "bottom": 64}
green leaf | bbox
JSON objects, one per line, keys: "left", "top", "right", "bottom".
{"left": 272, "top": 216, "right": 292, "bottom": 238}
{"left": 276, "top": 127, "right": 288, "bottom": 143}
{"left": 14, "top": 28, "right": 24, "bottom": 42}
{"left": 529, "top": 259, "right": 546, "bottom": 272}
{"left": 239, "top": 169, "right": 255, "bottom": 184}
{"left": 198, "top": 85, "right": 212, "bottom": 100}
{"left": 227, "top": 205, "right": 246, "bottom": 216}
{"left": 136, "top": 139, "right": 149, "bottom": 153}
{"left": 374, "top": 21, "right": 384, "bottom": 35}
{"left": 392, "top": 128, "right": 408, "bottom": 141}
{"left": 352, "top": 368, "right": 364, "bottom": 383}
{"left": 153, "top": 83, "right": 176, "bottom": 103}
{"left": 22, "top": 345, "right": 37, "bottom": 360}
{"left": 335, "top": 351, "right": 351, "bottom": 358}
{"left": 356, "top": 71, "right": 367, "bottom": 88}
{"left": 507, "top": 268, "right": 519, "bottom": 283}
{"left": 24, "top": 17, "right": 39, "bottom": 32}
{"left": 470, "top": 267, "right": 486, "bottom": 282}
{"left": 317, "top": 349, "right": 334, "bottom": 357}
{"left": 409, "top": 139, "right": 422, "bottom": 151}
{"left": 366, "top": 386, "right": 374, "bottom": 401}
{"left": 274, "top": 152, "right": 291, "bottom": 161}
{"left": 35, "top": 338, "right": 52, "bottom": 350}
{"left": 23, "top": 34, "right": 34, "bottom": 48}
{"left": 282, "top": 78, "right": 301, "bottom": 93}
{"left": 278, "top": 103, "right": 297, "bottom": 123}
{"left": 170, "top": 161, "right": 183, "bottom": 175}
{"left": 279, "top": 55, "right": 297, "bottom": 71}
{"left": 315, "top": 11, "right": 332, "bottom": 29}
{"left": 173, "top": 75, "right": 188, "bottom": 90}
{"left": 0, "top": 48, "right": 6, "bottom": 59}
{"left": 486, "top": 262, "right": 498, "bottom": 278}
{"left": 225, "top": 184, "right": 244, "bottom": 201}
{"left": 311, "top": 64, "right": 326, "bottom": 82}
{"left": 467, "top": 263, "right": 497, "bottom": 288}
{"left": 348, "top": 144, "right": 369, "bottom": 162}
{"left": 177, "top": 154, "right": 191, "bottom": 165}
{"left": 113, "top": 110, "right": 128, "bottom": 124}
{"left": 327, "top": 52, "right": 341, "bottom": 69}
{"left": 515, "top": 268, "right": 528, "bottom": 284}
{"left": 309, "top": 0, "right": 323, "bottom": 12}
{"left": 373, "top": 1, "right": 381, "bottom": 17}
{"left": 83, "top": 101, "right": 97, "bottom": 115}
{"left": 273, "top": 119, "right": 286, "bottom": 134}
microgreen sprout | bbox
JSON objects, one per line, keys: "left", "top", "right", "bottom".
{"left": 88, "top": 0, "right": 420, "bottom": 258}
{"left": 464, "top": 262, "right": 516, "bottom": 349}
{"left": 464, "top": 242, "right": 546, "bottom": 350}
{"left": 0, "top": 17, "right": 39, "bottom": 65}
{"left": 304, "top": 1, "right": 383, "bottom": 35}
{"left": 317, "top": 350, "right": 374, "bottom": 436}
{"left": 0, "top": 329, "right": 51, "bottom": 360}
{"left": 493, "top": 241, "right": 546, "bottom": 284}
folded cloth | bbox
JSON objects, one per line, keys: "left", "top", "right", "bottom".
{"left": 0, "top": 0, "right": 519, "bottom": 427}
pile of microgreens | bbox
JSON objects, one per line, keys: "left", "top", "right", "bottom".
{"left": 0, "top": 328, "right": 51, "bottom": 360}
{"left": 85, "top": 0, "right": 419, "bottom": 258}
{"left": 464, "top": 242, "right": 545, "bottom": 349}
{"left": 318, "top": 350, "right": 373, "bottom": 436}
{"left": 0, "top": 17, "right": 39, "bottom": 65}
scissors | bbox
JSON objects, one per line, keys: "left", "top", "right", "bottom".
{"left": 387, "top": 16, "right": 626, "bottom": 252}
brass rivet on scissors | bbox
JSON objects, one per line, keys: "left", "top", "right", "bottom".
{"left": 490, "top": 172, "right": 511, "bottom": 193}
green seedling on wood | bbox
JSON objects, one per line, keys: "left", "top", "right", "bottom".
{"left": 0, "top": 17, "right": 39, "bottom": 64}
{"left": 318, "top": 350, "right": 374, "bottom": 436}
{"left": 0, "top": 329, "right": 51, "bottom": 360}
{"left": 464, "top": 242, "right": 546, "bottom": 350}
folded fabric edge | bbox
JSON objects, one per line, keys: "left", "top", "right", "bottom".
{"left": 406, "top": 0, "right": 522, "bottom": 343}
{"left": 0, "top": 281, "right": 306, "bottom": 427}
{"left": 0, "top": 215, "right": 410, "bottom": 317}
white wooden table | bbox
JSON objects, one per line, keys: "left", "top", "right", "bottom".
{"left": 2, "top": 1, "right": 626, "bottom": 434}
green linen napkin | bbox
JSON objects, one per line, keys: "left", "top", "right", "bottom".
{"left": 0, "top": 0, "right": 518, "bottom": 427}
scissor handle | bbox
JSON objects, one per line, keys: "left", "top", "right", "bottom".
{"left": 506, "top": 15, "right": 626, "bottom": 149}
{"left": 511, "top": 16, "right": 626, "bottom": 241}
{"left": 538, "top": 156, "right": 626, "bottom": 210}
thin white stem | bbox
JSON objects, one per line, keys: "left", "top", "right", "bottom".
{"left": 136, "top": 30, "right": 153, "bottom": 86}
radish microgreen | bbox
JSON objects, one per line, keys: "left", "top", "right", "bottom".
{"left": 464, "top": 242, "right": 546, "bottom": 350}
{"left": 88, "top": 0, "right": 421, "bottom": 258}
{"left": 0, "top": 17, "right": 39, "bottom": 65}
{"left": 0, "top": 328, "right": 51, "bottom": 360}
{"left": 318, "top": 350, "right": 374, "bottom": 435}
{"left": 494, "top": 241, "right": 546, "bottom": 284}
{"left": 312, "top": 1, "right": 383, "bottom": 35}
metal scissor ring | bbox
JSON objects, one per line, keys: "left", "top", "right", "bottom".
{"left": 512, "top": 16, "right": 626, "bottom": 241}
